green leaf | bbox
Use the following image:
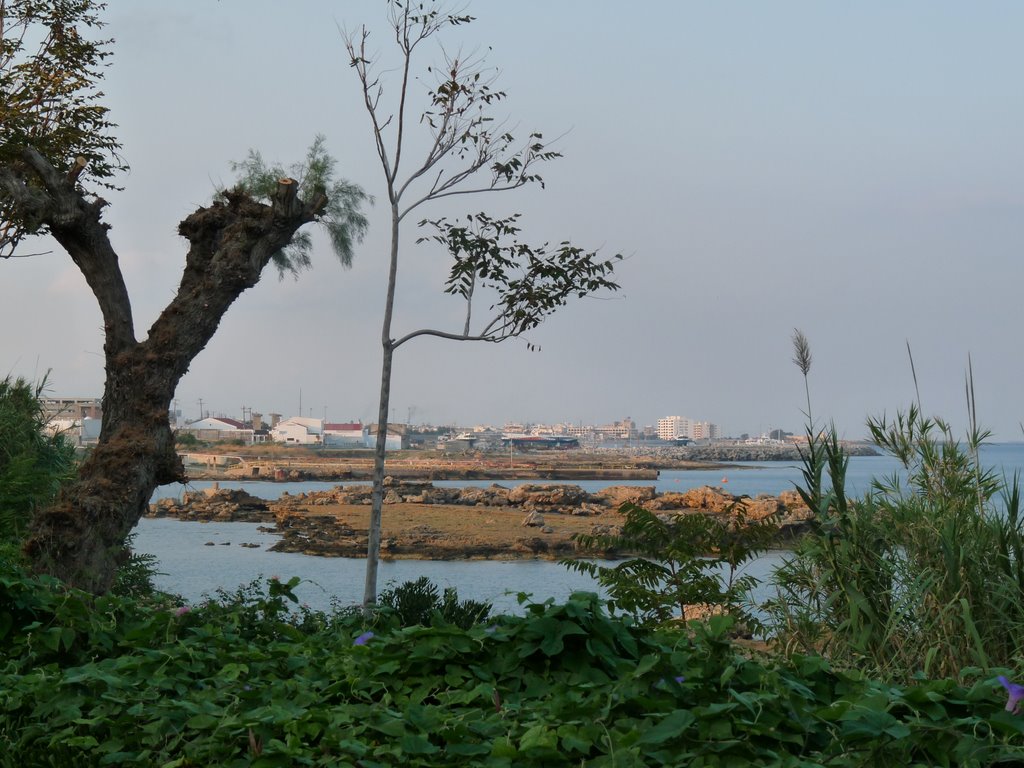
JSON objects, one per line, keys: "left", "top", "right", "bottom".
{"left": 185, "top": 713, "right": 220, "bottom": 730}
{"left": 636, "top": 710, "right": 695, "bottom": 745}
{"left": 520, "top": 723, "right": 559, "bottom": 751}
{"left": 399, "top": 733, "right": 439, "bottom": 755}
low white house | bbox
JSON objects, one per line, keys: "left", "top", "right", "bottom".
{"left": 183, "top": 416, "right": 254, "bottom": 443}
{"left": 323, "top": 422, "right": 368, "bottom": 447}
{"left": 271, "top": 417, "right": 324, "bottom": 445}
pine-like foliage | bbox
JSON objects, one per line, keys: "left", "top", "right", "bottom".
{"left": 224, "top": 135, "right": 371, "bottom": 277}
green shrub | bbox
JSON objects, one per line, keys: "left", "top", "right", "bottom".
{"left": 0, "top": 375, "right": 76, "bottom": 542}
{"left": 563, "top": 502, "right": 778, "bottom": 631}
{"left": 108, "top": 533, "right": 161, "bottom": 599}
{"left": 2, "top": 567, "right": 1023, "bottom": 766}
{"left": 376, "top": 575, "right": 492, "bottom": 629}
{"left": 767, "top": 409, "right": 1024, "bottom": 680}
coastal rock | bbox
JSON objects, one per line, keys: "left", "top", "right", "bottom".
{"left": 147, "top": 488, "right": 271, "bottom": 522}
{"left": 457, "top": 485, "right": 511, "bottom": 506}
{"left": 593, "top": 485, "right": 656, "bottom": 507}
{"left": 645, "top": 491, "right": 692, "bottom": 510}
{"left": 677, "top": 486, "right": 734, "bottom": 513}
{"left": 779, "top": 490, "right": 805, "bottom": 508}
{"left": 738, "top": 495, "right": 784, "bottom": 522}
{"left": 522, "top": 511, "right": 546, "bottom": 527}
{"left": 589, "top": 523, "right": 611, "bottom": 535}
{"left": 509, "top": 484, "right": 589, "bottom": 508}
{"left": 512, "top": 537, "right": 549, "bottom": 554}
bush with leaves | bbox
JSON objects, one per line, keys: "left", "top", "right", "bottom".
{"left": 375, "top": 575, "right": 492, "bottom": 630}
{"left": 0, "top": 375, "right": 75, "bottom": 543}
{"left": 768, "top": 330, "right": 1024, "bottom": 679}
{"left": 563, "top": 502, "right": 778, "bottom": 631}
{"left": 0, "top": 0, "right": 126, "bottom": 257}
{"left": 768, "top": 410, "right": 1024, "bottom": 680}
{"left": 3, "top": 564, "right": 1024, "bottom": 766}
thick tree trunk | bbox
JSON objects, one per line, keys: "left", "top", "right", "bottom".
{"left": 4, "top": 149, "right": 326, "bottom": 593}
{"left": 24, "top": 346, "right": 182, "bottom": 592}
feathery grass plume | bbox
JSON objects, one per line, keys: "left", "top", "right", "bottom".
{"left": 769, "top": 387, "right": 1024, "bottom": 680}
{"left": 791, "top": 329, "right": 813, "bottom": 422}
{"left": 791, "top": 329, "right": 812, "bottom": 376}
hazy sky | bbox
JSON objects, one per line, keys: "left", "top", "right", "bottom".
{"left": 3, "top": 1, "right": 1024, "bottom": 439}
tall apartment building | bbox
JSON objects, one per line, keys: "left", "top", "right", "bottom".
{"left": 657, "top": 416, "right": 691, "bottom": 440}
{"left": 658, "top": 416, "right": 720, "bottom": 441}
{"left": 691, "top": 421, "right": 720, "bottom": 440}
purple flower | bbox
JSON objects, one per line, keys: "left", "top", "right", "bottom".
{"left": 353, "top": 631, "right": 374, "bottom": 646}
{"left": 175, "top": 605, "right": 191, "bottom": 616}
{"left": 998, "top": 676, "right": 1024, "bottom": 714}
{"left": 655, "top": 675, "right": 686, "bottom": 688}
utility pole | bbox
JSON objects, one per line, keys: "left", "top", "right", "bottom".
{"left": 197, "top": 398, "right": 204, "bottom": 422}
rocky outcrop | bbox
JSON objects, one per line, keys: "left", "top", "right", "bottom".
{"left": 150, "top": 480, "right": 813, "bottom": 530}
{"left": 149, "top": 487, "right": 272, "bottom": 522}
{"left": 147, "top": 480, "right": 815, "bottom": 557}
{"left": 593, "top": 485, "right": 657, "bottom": 507}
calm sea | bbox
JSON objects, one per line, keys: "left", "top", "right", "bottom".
{"left": 135, "top": 443, "right": 1024, "bottom": 613}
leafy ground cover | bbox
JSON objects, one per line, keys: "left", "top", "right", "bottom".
{"left": 3, "top": 567, "right": 1024, "bottom": 767}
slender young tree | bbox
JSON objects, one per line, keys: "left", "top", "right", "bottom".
{"left": 1, "top": 1, "right": 369, "bottom": 591}
{"left": 344, "top": 1, "right": 621, "bottom": 609}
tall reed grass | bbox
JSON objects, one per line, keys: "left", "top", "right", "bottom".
{"left": 766, "top": 335, "right": 1024, "bottom": 680}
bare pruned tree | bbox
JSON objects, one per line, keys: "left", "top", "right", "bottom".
{"left": 1, "top": 0, "right": 369, "bottom": 591}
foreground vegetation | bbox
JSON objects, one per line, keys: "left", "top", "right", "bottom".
{"left": 6, "top": 367, "right": 1024, "bottom": 764}
{"left": 2, "top": 563, "right": 1024, "bottom": 767}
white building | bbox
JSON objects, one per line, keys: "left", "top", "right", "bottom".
{"left": 657, "top": 416, "right": 692, "bottom": 440}
{"left": 593, "top": 417, "right": 636, "bottom": 440}
{"left": 271, "top": 417, "right": 324, "bottom": 445}
{"left": 184, "top": 416, "right": 254, "bottom": 443}
{"left": 691, "top": 421, "right": 720, "bottom": 440}
{"left": 44, "top": 415, "right": 102, "bottom": 446}
{"left": 323, "top": 422, "right": 368, "bottom": 447}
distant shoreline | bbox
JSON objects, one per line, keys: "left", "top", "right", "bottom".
{"left": 182, "top": 442, "right": 877, "bottom": 482}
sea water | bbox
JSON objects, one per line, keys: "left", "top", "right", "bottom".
{"left": 134, "top": 444, "right": 1024, "bottom": 614}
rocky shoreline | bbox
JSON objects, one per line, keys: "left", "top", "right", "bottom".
{"left": 147, "top": 480, "right": 814, "bottom": 560}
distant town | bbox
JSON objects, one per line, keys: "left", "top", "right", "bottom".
{"left": 39, "top": 396, "right": 805, "bottom": 452}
